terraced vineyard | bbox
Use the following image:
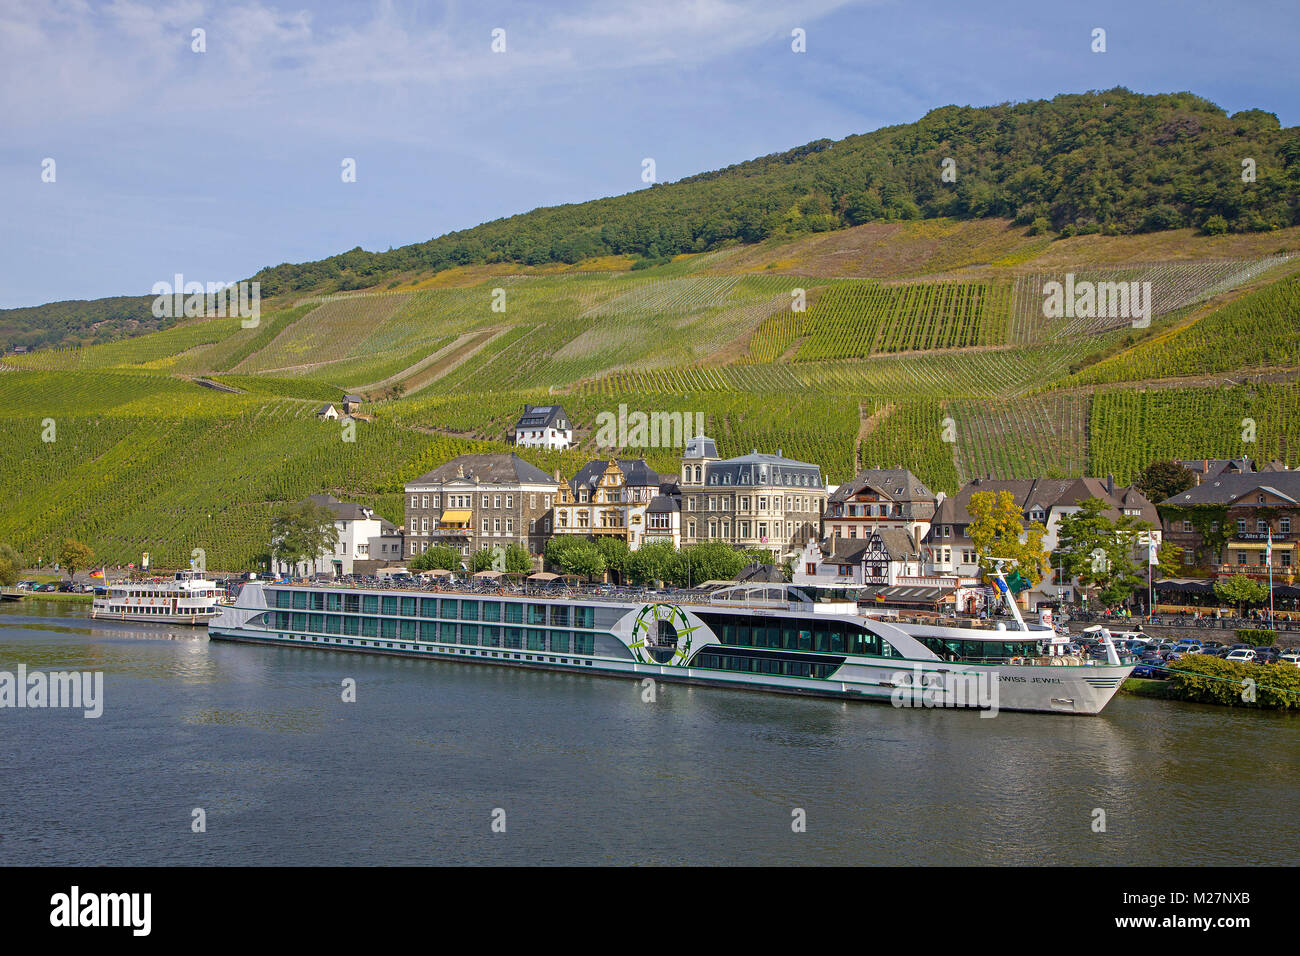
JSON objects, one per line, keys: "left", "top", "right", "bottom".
{"left": 4, "top": 228, "right": 1299, "bottom": 570}
{"left": 795, "top": 279, "right": 1011, "bottom": 360}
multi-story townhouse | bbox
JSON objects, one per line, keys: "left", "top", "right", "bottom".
{"left": 273, "top": 493, "right": 394, "bottom": 578}
{"left": 403, "top": 454, "right": 563, "bottom": 561}
{"left": 678, "top": 436, "right": 826, "bottom": 559}
{"left": 922, "top": 476, "right": 1158, "bottom": 608}
{"left": 1159, "top": 469, "right": 1300, "bottom": 579}
{"left": 824, "top": 468, "right": 936, "bottom": 542}
{"left": 554, "top": 458, "right": 665, "bottom": 550}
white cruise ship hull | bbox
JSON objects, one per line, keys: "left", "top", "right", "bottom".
{"left": 209, "top": 583, "right": 1132, "bottom": 715}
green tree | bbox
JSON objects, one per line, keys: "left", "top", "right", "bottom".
{"left": 0, "top": 544, "right": 21, "bottom": 587}
{"left": 967, "top": 491, "right": 1048, "bottom": 586}
{"left": 626, "top": 541, "right": 677, "bottom": 586}
{"left": 58, "top": 539, "right": 96, "bottom": 578}
{"left": 595, "top": 537, "right": 631, "bottom": 582}
{"left": 410, "top": 545, "right": 463, "bottom": 571}
{"left": 1134, "top": 459, "right": 1196, "bottom": 504}
{"left": 469, "top": 548, "right": 496, "bottom": 572}
{"left": 270, "top": 500, "right": 339, "bottom": 574}
{"left": 1214, "top": 573, "right": 1269, "bottom": 614}
{"left": 500, "top": 543, "right": 534, "bottom": 574}
{"left": 559, "top": 542, "right": 606, "bottom": 580}
{"left": 667, "top": 541, "right": 747, "bottom": 588}
{"left": 1054, "top": 497, "right": 1147, "bottom": 606}
{"left": 544, "top": 535, "right": 588, "bottom": 571}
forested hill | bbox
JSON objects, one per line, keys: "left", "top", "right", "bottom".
{"left": 251, "top": 89, "right": 1300, "bottom": 296}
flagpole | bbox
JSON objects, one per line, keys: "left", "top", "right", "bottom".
{"left": 1268, "top": 530, "right": 1274, "bottom": 629}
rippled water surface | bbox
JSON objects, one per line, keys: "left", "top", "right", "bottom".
{"left": 1, "top": 602, "right": 1295, "bottom": 865}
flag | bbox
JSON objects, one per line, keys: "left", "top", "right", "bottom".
{"left": 1148, "top": 538, "right": 1158, "bottom": 566}
{"left": 1266, "top": 530, "right": 1273, "bottom": 567}
{"left": 89, "top": 569, "right": 104, "bottom": 579}
{"left": 1006, "top": 570, "right": 1030, "bottom": 593}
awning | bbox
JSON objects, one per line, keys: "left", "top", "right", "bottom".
{"left": 440, "top": 510, "right": 472, "bottom": 523}
{"left": 1154, "top": 578, "right": 1214, "bottom": 593}
{"left": 419, "top": 569, "right": 453, "bottom": 577}
{"left": 527, "top": 572, "right": 560, "bottom": 581}
{"left": 473, "top": 570, "right": 502, "bottom": 579}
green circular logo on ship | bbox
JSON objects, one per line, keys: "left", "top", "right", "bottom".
{"left": 629, "top": 604, "right": 700, "bottom": 666}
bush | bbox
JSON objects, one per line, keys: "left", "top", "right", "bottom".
{"left": 1026, "top": 216, "right": 1052, "bottom": 236}
{"left": 1164, "top": 654, "right": 1299, "bottom": 709}
{"left": 1201, "top": 214, "right": 1230, "bottom": 235}
{"left": 1236, "top": 628, "right": 1277, "bottom": 646}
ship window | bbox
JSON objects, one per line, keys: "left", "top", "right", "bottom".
{"left": 526, "top": 630, "right": 546, "bottom": 651}
{"left": 326, "top": 593, "right": 341, "bottom": 611}
{"left": 573, "top": 606, "right": 595, "bottom": 629}
{"left": 419, "top": 621, "right": 436, "bottom": 641}
{"left": 528, "top": 604, "right": 547, "bottom": 625}
{"left": 400, "top": 597, "right": 416, "bottom": 617}
{"left": 460, "top": 600, "right": 479, "bottom": 621}
{"left": 325, "top": 615, "right": 342, "bottom": 635}
{"left": 309, "top": 592, "right": 325, "bottom": 610}
{"left": 461, "top": 624, "right": 479, "bottom": 645}
{"left": 362, "top": 595, "right": 378, "bottom": 614}
{"left": 292, "top": 591, "right": 308, "bottom": 610}
{"left": 480, "top": 626, "right": 501, "bottom": 647}
{"left": 439, "top": 623, "right": 457, "bottom": 643}
{"left": 400, "top": 620, "right": 416, "bottom": 640}
{"left": 550, "top": 606, "right": 570, "bottom": 627}
{"left": 574, "top": 633, "right": 595, "bottom": 655}
{"left": 504, "top": 628, "right": 523, "bottom": 650}
{"left": 504, "top": 603, "right": 523, "bottom": 624}
{"left": 276, "top": 591, "right": 292, "bottom": 609}
{"left": 344, "top": 616, "right": 360, "bottom": 636}
{"left": 550, "top": 631, "right": 570, "bottom": 653}
{"left": 344, "top": 594, "right": 360, "bottom": 613}
{"left": 480, "top": 601, "right": 500, "bottom": 622}
{"left": 440, "top": 599, "right": 459, "bottom": 618}
{"left": 381, "top": 596, "right": 398, "bottom": 615}
{"left": 381, "top": 619, "right": 398, "bottom": 638}
{"left": 361, "top": 617, "right": 378, "bottom": 637}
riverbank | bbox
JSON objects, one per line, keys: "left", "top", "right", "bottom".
{"left": 7, "top": 592, "right": 93, "bottom": 604}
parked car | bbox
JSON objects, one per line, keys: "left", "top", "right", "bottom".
{"left": 1225, "top": 648, "right": 1257, "bottom": 662}
{"left": 1200, "top": 641, "right": 1226, "bottom": 652}
{"left": 1280, "top": 652, "right": 1300, "bottom": 668}
{"left": 1131, "top": 663, "right": 1166, "bottom": 679}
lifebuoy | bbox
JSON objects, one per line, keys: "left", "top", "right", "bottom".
{"left": 1010, "top": 656, "right": 1024, "bottom": 665}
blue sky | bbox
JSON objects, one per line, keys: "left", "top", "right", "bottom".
{"left": 1, "top": 0, "right": 1297, "bottom": 308}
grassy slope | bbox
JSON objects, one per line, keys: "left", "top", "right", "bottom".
{"left": 2, "top": 222, "right": 1298, "bottom": 567}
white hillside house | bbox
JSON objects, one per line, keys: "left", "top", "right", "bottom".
{"left": 513, "top": 404, "right": 573, "bottom": 450}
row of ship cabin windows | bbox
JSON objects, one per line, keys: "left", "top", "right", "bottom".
{"left": 271, "top": 590, "right": 596, "bottom": 627}
{"left": 271, "top": 612, "right": 595, "bottom": 653}
{"left": 699, "top": 612, "right": 902, "bottom": 658}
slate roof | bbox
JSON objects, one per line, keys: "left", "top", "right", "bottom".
{"left": 303, "top": 493, "right": 375, "bottom": 521}
{"left": 929, "top": 477, "right": 1158, "bottom": 530}
{"left": 704, "top": 448, "right": 823, "bottom": 488}
{"left": 514, "top": 404, "right": 570, "bottom": 431}
{"left": 1177, "top": 457, "right": 1255, "bottom": 480}
{"left": 646, "top": 494, "right": 680, "bottom": 514}
{"left": 568, "top": 458, "right": 661, "bottom": 493}
{"left": 1159, "top": 471, "right": 1300, "bottom": 506}
{"left": 829, "top": 468, "right": 934, "bottom": 503}
{"left": 408, "top": 453, "right": 559, "bottom": 486}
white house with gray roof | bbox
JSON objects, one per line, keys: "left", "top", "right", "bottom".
{"left": 513, "top": 404, "right": 573, "bottom": 450}
{"left": 273, "top": 493, "right": 391, "bottom": 578}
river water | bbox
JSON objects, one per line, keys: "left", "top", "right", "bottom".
{"left": 1, "top": 602, "right": 1295, "bottom": 865}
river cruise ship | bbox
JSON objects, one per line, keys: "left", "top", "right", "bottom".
{"left": 209, "top": 572, "right": 1134, "bottom": 715}
{"left": 93, "top": 570, "right": 227, "bottom": 624}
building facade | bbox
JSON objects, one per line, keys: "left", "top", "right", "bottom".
{"left": 272, "top": 494, "right": 392, "bottom": 578}
{"left": 513, "top": 404, "right": 574, "bottom": 450}
{"left": 678, "top": 436, "right": 826, "bottom": 559}
{"left": 1159, "top": 470, "right": 1300, "bottom": 579}
{"left": 404, "top": 454, "right": 563, "bottom": 560}
{"left": 825, "top": 468, "right": 937, "bottom": 542}
{"left": 554, "top": 458, "right": 665, "bottom": 550}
